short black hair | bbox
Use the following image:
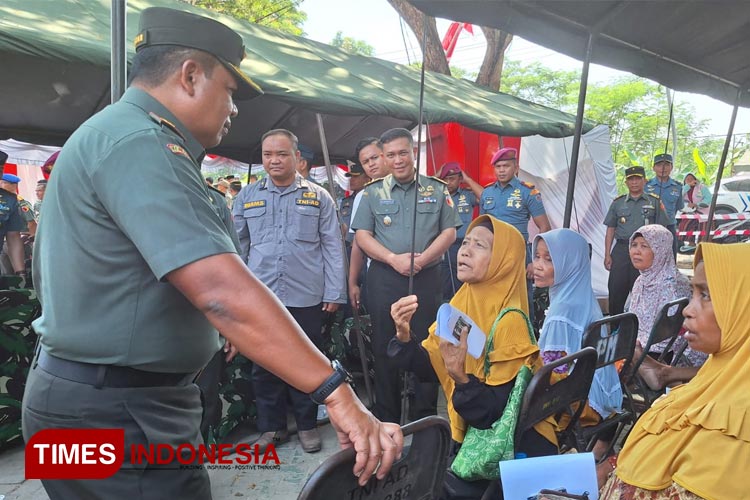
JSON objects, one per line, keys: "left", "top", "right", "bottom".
{"left": 261, "top": 129, "right": 299, "bottom": 151}
{"left": 355, "top": 137, "right": 382, "bottom": 159}
{"left": 205, "top": 176, "right": 214, "bottom": 184}
{"left": 229, "top": 181, "right": 242, "bottom": 193}
{"left": 129, "top": 45, "right": 218, "bottom": 87}
{"left": 380, "top": 128, "right": 413, "bottom": 147}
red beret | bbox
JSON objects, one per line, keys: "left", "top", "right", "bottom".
{"left": 490, "top": 147, "right": 517, "bottom": 164}
{"left": 438, "top": 162, "right": 462, "bottom": 179}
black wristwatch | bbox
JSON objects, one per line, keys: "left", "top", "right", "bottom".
{"left": 310, "top": 360, "right": 353, "bottom": 405}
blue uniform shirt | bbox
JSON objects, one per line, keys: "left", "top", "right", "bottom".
{"left": 479, "top": 176, "right": 546, "bottom": 241}
{"left": 0, "top": 189, "right": 25, "bottom": 240}
{"left": 452, "top": 188, "right": 477, "bottom": 239}
{"left": 645, "top": 177, "right": 683, "bottom": 225}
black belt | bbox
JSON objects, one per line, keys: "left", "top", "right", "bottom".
{"left": 36, "top": 349, "right": 197, "bottom": 388}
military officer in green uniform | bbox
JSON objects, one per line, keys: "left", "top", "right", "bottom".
{"left": 22, "top": 8, "right": 402, "bottom": 500}
{"left": 0, "top": 152, "right": 26, "bottom": 277}
{"left": 352, "top": 128, "right": 461, "bottom": 424}
{"left": 604, "top": 166, "right": 668, "bottom": 316}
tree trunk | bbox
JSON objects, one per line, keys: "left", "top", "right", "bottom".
{"left": 476, "top": 27, "right": 513, "bottom": 90}
{"left": 387, "top": 0, "right": 451, "bottom": 75}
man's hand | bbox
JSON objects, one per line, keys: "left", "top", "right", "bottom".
{"left": 390, "top": 295, "right": 418, "bottom": 343}
{"left": 322, "top": 302, "right": 340, "bottom": 313}
{"left": 440, "top": 326, "right": 469, "bottom": 384}
{"left": 604, "top": 254, "right": 612, "bottom": 271}
{"left": 388, "top": 253, "right": 421, "bottom": 276}
{"left": 348, "top": 283, "right": 361, "bottom": 310}
{"left": 223, "top": 339, "right": 238, "bottom": 362}
{"left": 325, "top": 385, "right": 404, "bottom": 486}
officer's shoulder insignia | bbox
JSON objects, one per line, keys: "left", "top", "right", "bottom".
{"left": 530, "top": 188, "right": 540, "bottom": 196}
{"left": 648, "top": 192, "right": 661, "bottom": 199}
{"left": 430, "top": 176, "right": 447, "bottom": 185}
{"left": 483, "top": 182, "right": 494, "bottom": 189}
{"left": 149, "top": 112, "right": 186, "bottom": 141}
{"left": 520, "top": 180, "right": 536, "bottom": 190}
{"left": 207, "top": 185, "right": 225, "bottom": 197}
{"left": 166, "top": 143, "right": 189, "bottom": 159}
{"left": 614, "top": 194, "right": 626, "bottom": 201}
{"left": 365, "top": 177, "right": 384, "bottom": 187}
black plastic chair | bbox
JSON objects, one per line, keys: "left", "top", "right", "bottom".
{"left": 630, "top": 297, "right": 689, "bottom": 408}
{"left": 298, "top": 416, "right": 452, "bottom": 500}
{"left": 575, "top": 312, "right": 639, "bottom": 456}
{"left": 515, "top": 347, "right": 598, "bottom": 451}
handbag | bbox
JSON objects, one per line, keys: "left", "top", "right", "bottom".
{"left": 450, "top": 307, "right": 537, "bottom": 481}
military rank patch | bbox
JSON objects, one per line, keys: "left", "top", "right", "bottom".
{"left": 302, "top": 191, "right": 317, "bottom": 199}
{"left": 296, "top": 198, "right": 320, "bottom": 207}
{"left": 244, "top": 200, "right": 266, "bottom": 209}
{"left": 446, "top": 196, "right": 454, "bottom": 208}
{"left": 166, "top": 143, "right": 189, "bottom": 158}
{"left": 21, "top": 205, "right": 29, "bottom": 212}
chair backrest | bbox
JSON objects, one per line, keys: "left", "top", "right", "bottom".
{"left": 643, "top": 297, "right": 689, "bottom": 352}
{"left": 514, "top": 347, "right": 598, "bottom": 446}
{"left": 582, "top": 312, "right": 639, "bottom": 371}
{"left": 298, "top": 416, "right": 452, "bottom": 500}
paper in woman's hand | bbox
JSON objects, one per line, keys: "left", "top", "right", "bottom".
{"left": 436, "top": 303, "right": 487, "bottom": 359}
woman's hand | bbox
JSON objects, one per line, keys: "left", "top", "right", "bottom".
{"left": 390, "top": 295, "right": 418, "bottom": 342}
{"left": 440, "top": 326, "right": 470, "bottom": 384}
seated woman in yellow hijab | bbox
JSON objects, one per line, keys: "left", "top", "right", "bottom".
{"left": 600, "top": 242, "right": 750, "bottom": 500}
{"left": 389, "top": 215, "right": 557, "bottom": 498}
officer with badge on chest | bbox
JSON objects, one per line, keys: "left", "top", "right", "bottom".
{"left": 233, "top": 128, "right": 346, "bottom": 454}
{"left": 352, "top": 128, "right": 460, "bottom": 424}
{"left": 645, "top": 153, "right": 683, "bottom": 255}
{"left": 480, "top": 147, "right": 550, "bottom": 319}
{"left": 604, "top": 166, "right": 668, "bottom": 316}
{"left": 23, "top": 10, "right": 401, "bottom": 499}
{"left": 0, "top": 152, "right": 27, "bottom": 277}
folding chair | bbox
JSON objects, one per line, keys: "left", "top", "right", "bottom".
{"left": 298, "top": 416, "right": 452, "bottom": 500}
{"left": 480, "top": 348, "right": 598, "bottom": 500}
{"left": 575, "top": 312, "right": 639, "bottom": 457}
{"left": 630, "top": 297, "right": 689, "bottom": 408}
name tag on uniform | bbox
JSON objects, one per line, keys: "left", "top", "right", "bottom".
{"left": 417, "top": 197, "right": 437, "bottom": 204}
{"left": 244, "top": 200, "right": 266, "bottom": 209}
{"left": 379, "top": 199, "right": 395, "bottom": 205}
{"left": 296, "top": 198, "right": 320, "bottom": 207}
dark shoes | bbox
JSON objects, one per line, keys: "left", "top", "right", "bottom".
{"left": 253, "top": 430, "right": 289, "bottom": 453}
{"left": 297, "top": 428, "right": 322, "bottom": 453}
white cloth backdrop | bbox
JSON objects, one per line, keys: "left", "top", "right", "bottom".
{"left": 519, "top": 125, "right": 617, "bottom": 297}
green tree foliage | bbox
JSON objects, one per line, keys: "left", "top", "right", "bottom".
{"left": 331, "top": 31, "right": 375, "bottom": 56}
{"left": 189, "top": 0, "right": 307, "bottom": 35}
{"left": 500, "top": 61, "right": 738, "bottom": 191}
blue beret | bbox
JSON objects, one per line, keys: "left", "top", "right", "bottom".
{"left": 1, "top": 174, "right": 21, "bottom": 184}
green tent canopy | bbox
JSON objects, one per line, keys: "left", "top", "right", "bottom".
{"left": 0, "top": 0, "right": 593, "bottom": 163}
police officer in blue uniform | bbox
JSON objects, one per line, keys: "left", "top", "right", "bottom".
{"left": 604, "top": 166, "right": 668, "bottom": 316}
{"left": 0, "top": 151, "right": 27, "bottom": 276}
{"left": 437, "top": 161, "right": 482, "bottom": 300}
{"left": 645, "top": 153, "right": 683, "bottom": 255}
{"left": 233, "top": 129, "right": 346, "bottom": 454}
{"left": 479, "top": 147, "right": 551, "bottom": 316}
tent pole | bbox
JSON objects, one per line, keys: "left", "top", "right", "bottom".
{"left": 111, "top": 0, "right": 127, "bottom": 103}
{"left": 702, "top": 87, "right": 742, "bottom": 243}
{"left": 314, "top": 113, "right": 374, "bottom": 407}
{"left": 562, "top": 32, "right": 594, "bottom": 228}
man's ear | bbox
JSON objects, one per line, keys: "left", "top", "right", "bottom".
{"left": 178, "top": 59, "right": 202, "bottom": 96}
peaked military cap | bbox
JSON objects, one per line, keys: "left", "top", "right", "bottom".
{"left": 625, "top": 166, "right": 646, "bottom": 178}
{"left": 135, "top": 7, "right": 263, "bottom": 100}
{"left": 346, "top": 163, "right": 365, "bottom": 177}
{"left": 653, "top": 153, "right": 673, "bottom": 164}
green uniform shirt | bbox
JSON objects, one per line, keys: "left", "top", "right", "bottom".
{"left": 351, "top": 173, "right": 460, "bottom": 266}
{"left": 17, "top": 197, "right": 35, "bottom": 230}
{"left": 32, "top": 87, "right": 236, "bottom": 372}
{"left": 604, "top": 192, "right": 668, "bottom": 240}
